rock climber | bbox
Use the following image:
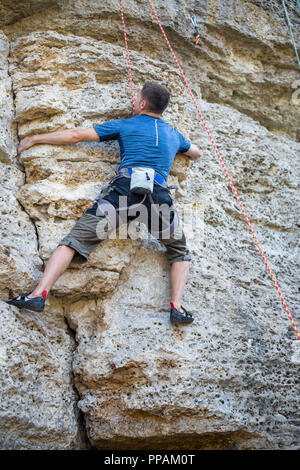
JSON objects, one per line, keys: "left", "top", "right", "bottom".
{"left": 6, "top": 82, "right": 201, "bottom": 324}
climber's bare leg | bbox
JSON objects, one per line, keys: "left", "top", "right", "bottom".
{"left": 170, "top": 260, "right": 189, "bottom": 313}
{"left": 27, "top": 245, "right": 76, "bottom": 298}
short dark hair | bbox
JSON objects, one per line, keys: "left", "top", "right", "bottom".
{"left": 141, "top": 82, "right": 170, "bottom": 114}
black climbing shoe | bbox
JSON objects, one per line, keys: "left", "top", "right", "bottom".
{"left": 170, "top": 303, "right": 194, "bottom": 324}
{"left": 6, "top": 290, "right": 47, "bottom": 312}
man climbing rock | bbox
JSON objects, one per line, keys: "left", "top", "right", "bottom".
{"left": 6, "top": 82, "right": 201, "bottom": 324}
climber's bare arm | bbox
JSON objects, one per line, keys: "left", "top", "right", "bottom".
{"left": 18, "top": 128, "right": 99, "bottom": 154}
{"left": 184, "top": 143, "right": 201, "bottom": 160}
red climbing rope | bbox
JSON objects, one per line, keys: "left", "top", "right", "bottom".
{"left": 120, "top": 0, "right": 300, "bottom": 341}
{"left": 120, "top": 0, "right": 135, "bottom": 113}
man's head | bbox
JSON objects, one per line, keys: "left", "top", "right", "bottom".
{"left": 134, "top": 82, "right": 170, "bottom": 116}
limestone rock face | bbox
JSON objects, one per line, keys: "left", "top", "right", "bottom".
{"left": 0, "top": 299, "right": 85, "bottom": 449}
{"left": 0, "top": 31, "right": 17, "bottom": 164}
{"left": 0, "top": 0, "right": 299, "bottom": 450}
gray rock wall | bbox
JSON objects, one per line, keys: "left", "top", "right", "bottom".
{"left": 0, "top": 0, "right": 299, "bottom": 450}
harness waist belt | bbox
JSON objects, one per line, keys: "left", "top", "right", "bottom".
{"left": 116, "top": 167, "right": 167, "bottom": 187}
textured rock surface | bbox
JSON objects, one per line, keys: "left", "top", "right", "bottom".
{"left": 0, "top": 0, "right": 299, "bottom": 450}
{"left": 2, "top": 0, "right": 300, "bottom": 140}
{"left": 0, "top": 299, "right": 86, "bottom": 449}
{"left": 0, "top": 31, "right": 17, "bottom": 164}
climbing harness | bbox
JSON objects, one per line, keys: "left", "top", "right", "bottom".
{"left": 96, "top": 196, "right": 146, "bottom": 232}
{"left": 281, "top": 0, "right": 300, "bottom": 69}
{"left": 119, "top": 0, "right": 300, "bottom": 341}
{"left": 95, "top": 167, "right": 179, "bottom": 238}
{"left": 190, "top": 14, "right": 201, "bottom": 45}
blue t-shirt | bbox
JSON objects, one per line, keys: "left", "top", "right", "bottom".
{"left": 93, "top": 114, "right": 191, "bottom": 181}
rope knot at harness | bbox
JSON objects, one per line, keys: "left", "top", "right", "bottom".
{"left": 119, "top": 0, "right": 300, "bottom": 341}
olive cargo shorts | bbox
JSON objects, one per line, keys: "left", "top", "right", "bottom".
{"left": 57, "top": 177, "right": 191, "bottom": 264}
